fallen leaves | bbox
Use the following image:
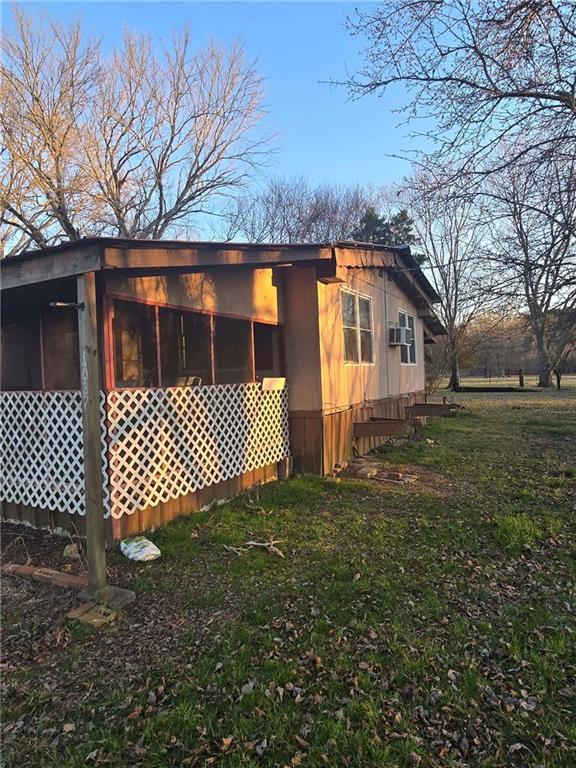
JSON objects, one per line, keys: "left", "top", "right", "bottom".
{"left": 240, "top": 680, "right": 255, "bottom": 697}
{"left": 220, "top": 736, "right": 233, "bottom": 752}
{"left": 2, "top": 395, "right": 575, "bottom": 768}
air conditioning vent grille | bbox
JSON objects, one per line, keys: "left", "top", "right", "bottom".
{"left": 389, "top": 326, "right": 413, "bottom": 346}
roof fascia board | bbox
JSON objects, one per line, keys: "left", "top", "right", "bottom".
{"left": 103, "top": 245, "right": 332, "bottom": 270}
{"left": 333, "top": 246, "right": 395, "bottom": 270}
{"left": 388, "top": 265, "right": 435, "bottom": 308}
{"left": 333, "top": 245, "right": 436, "bottom": 306}
{"left": 1, "top": 244, "right": 104, "bottom": 291}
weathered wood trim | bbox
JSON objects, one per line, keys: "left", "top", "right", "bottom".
{"left": 77, "top": 272, "right": 108, "bottom": 597}
{"left": 104, "top": 246, "right": 332, "bottom": 270}
{"left": 1, "top": 245, "right": 103, "bottom": 290}
{"left": 104, "top": 290, "right": 283, "bottom": 326}
{"left": 353, "top": 418, "right": 411, "bottom": 438}
{"left": 333, "top": 247, "right": 396, "bottom": 270}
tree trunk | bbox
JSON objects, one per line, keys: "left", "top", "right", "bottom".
{"left": 537, "top": 367, "right": 553, "bottom": 387}
{"left": 448, "top": 360, "right": 461, "bottom": 391}
{"left": 555, "top": 371, "right": 562, "bottom": 390}
{"left": 534, "top": 331, "right": 553, "bottom": 388}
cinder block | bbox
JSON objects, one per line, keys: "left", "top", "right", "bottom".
{"left": 77, "top": 604, "right": 118, "bottom": 628}
{"left": 66, "top": 601, "right": 96, "bottom": 620}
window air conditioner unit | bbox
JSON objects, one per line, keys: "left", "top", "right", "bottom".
{"left": 389, "top": 326, "right": 413, "bottom": 346}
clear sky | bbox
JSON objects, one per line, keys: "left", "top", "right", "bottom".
{"left": 3, "top": 1, "right": 427, "bottom": 188}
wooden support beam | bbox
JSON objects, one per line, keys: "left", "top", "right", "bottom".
{"left": 77, "top": 272, "right": 108, "bottom": 600}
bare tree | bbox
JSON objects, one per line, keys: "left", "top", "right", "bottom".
{"left": 222, "top": 176, "right": 385, "bottom": 243}
{"left": 400, "top": 169, "right": 498, "bottom": 390}
{"left": 485, "top": 152, "right": 576, "bottom": 386}
{"left": 345, "top": 1, "right": 576, "bottom": 177}
{"left": 0, "top": 8, "right": 269, "bottom": 255}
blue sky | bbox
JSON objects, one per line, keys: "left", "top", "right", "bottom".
{"left": 4, "top": 2, "right": 427, "bottom": 188}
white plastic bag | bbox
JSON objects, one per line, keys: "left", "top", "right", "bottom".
{"left": 120, "top": 536, "right": 161, "bottom": 562}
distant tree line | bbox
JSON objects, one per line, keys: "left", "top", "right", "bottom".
{"left": 222, "top": 176, "right": 421, "bottom": 254}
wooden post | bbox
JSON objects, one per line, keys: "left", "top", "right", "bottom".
{"left": 77, "top": 272, "right": 108, "bottom": 600}
{"left": 519, "top": 368, "right": 525, "bottom": 388}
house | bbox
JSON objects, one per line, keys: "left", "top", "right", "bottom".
{"left": 1, "top": 238, "right": 443, "bottom": 547}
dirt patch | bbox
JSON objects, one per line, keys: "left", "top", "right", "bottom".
{"left": 1, "top": 522, "right": 237, "bottom": 713}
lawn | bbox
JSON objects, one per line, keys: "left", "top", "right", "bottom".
{"left": 2, "top": 387, "right": 575, "bottom": 767}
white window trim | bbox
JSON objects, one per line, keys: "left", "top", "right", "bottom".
{"left": 399, "top": 308, "right": 418, "bottom": 366}
{"left": 341, "top": 288, "right": 375, "bottom": 367}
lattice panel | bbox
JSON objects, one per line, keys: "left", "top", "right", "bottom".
{"left": 0, "top": 390, "right": 110, "bottom": 517}
{"left": 105, "top": 384, "right": 289, "bottom": 519}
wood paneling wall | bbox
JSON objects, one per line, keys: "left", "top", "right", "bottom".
{"left": 290, "top": 391, "right": 426, "bottom": 475}
{"left": 1, "top": 463, "right": 278, "bottom": 544}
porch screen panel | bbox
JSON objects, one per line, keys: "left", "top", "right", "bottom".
{"left": 160, "top": 308, "right": 212, "bottom": 386}
{"left": 42, "top": 306, "right": 80, "bottom": 390}
{"left": 254, "top": 323, "right": 282, "bottom": 379}
{"left": 1, "top": 310, "right": 42, "bottom": 391}
{"left": 214, "top": 316, "right": 253, "bottom": 384}
{"left": 113, "top": 300, "right": 158, "bottom": 387}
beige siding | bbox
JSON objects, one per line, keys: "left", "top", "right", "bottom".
{"left": 317, "top": 269, "right": 425, "bottom": 411}
{"left": 105, "top": 267, "right": 284, "bottom": 324}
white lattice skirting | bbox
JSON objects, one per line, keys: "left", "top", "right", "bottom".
{"left": 1, "top": 384, "right": 289, "bottom": 520}
{"left": 0, "top": 390, "right": 110, "bottom": 517}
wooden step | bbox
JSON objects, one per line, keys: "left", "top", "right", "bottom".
{"left": 353, "top": 418, "right": 412, "bottom": 438}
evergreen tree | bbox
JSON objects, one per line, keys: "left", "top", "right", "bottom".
{"left": 351, "top": 207, "right": 425, "bottom": 265}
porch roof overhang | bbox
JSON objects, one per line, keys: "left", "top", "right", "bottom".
{"left": 1, "top": 236, "right": 445, "bottom": 335}
{"left": 0, "top": 238, "right": 332, "bottom": 291}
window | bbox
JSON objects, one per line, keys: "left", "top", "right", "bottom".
{"left": 214, "top": 316, "right": 253, "bottom": 384}
{"left": 399, "top": 310, "right": 417, "bottom": 364}
{"left": 113, "top": 300, "right": 158, "bottom": 387}
{"left": 159, "top": 308, "right": 212, "bottom": 386}
{"left": 341, "top": 289, "right": 374, "bottom": 364}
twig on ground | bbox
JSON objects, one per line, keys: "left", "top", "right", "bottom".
{"left": 242, "top": 485, "right": 267, "bottom": 515}
{"left": 1, "top": 536, "right": 32, "bottom": 565}
{"left": 67, "top": 523, "right": 88, "bottom": 573}
{"left": 223, "top": 544, "right": 247, "bottom": 556}
{"left": 244, "top": 538, "right": 286, "bottom": 558}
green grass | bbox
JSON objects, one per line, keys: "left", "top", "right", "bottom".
{"left": 2, "top": 386, "right": 576, "bottom": 767}
{"left": 494, "top": 513, "right": 541, "bottom": 551}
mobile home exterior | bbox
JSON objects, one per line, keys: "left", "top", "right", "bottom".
{"left": 1, "top": 238, "right": 443, "bottom": 540}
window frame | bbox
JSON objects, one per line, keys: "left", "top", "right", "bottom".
{"left": 398, "top": 309, "right": 418, "bottom": 366}
{"left": 341, "top": 288, "right": 375, "bottom": 367}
